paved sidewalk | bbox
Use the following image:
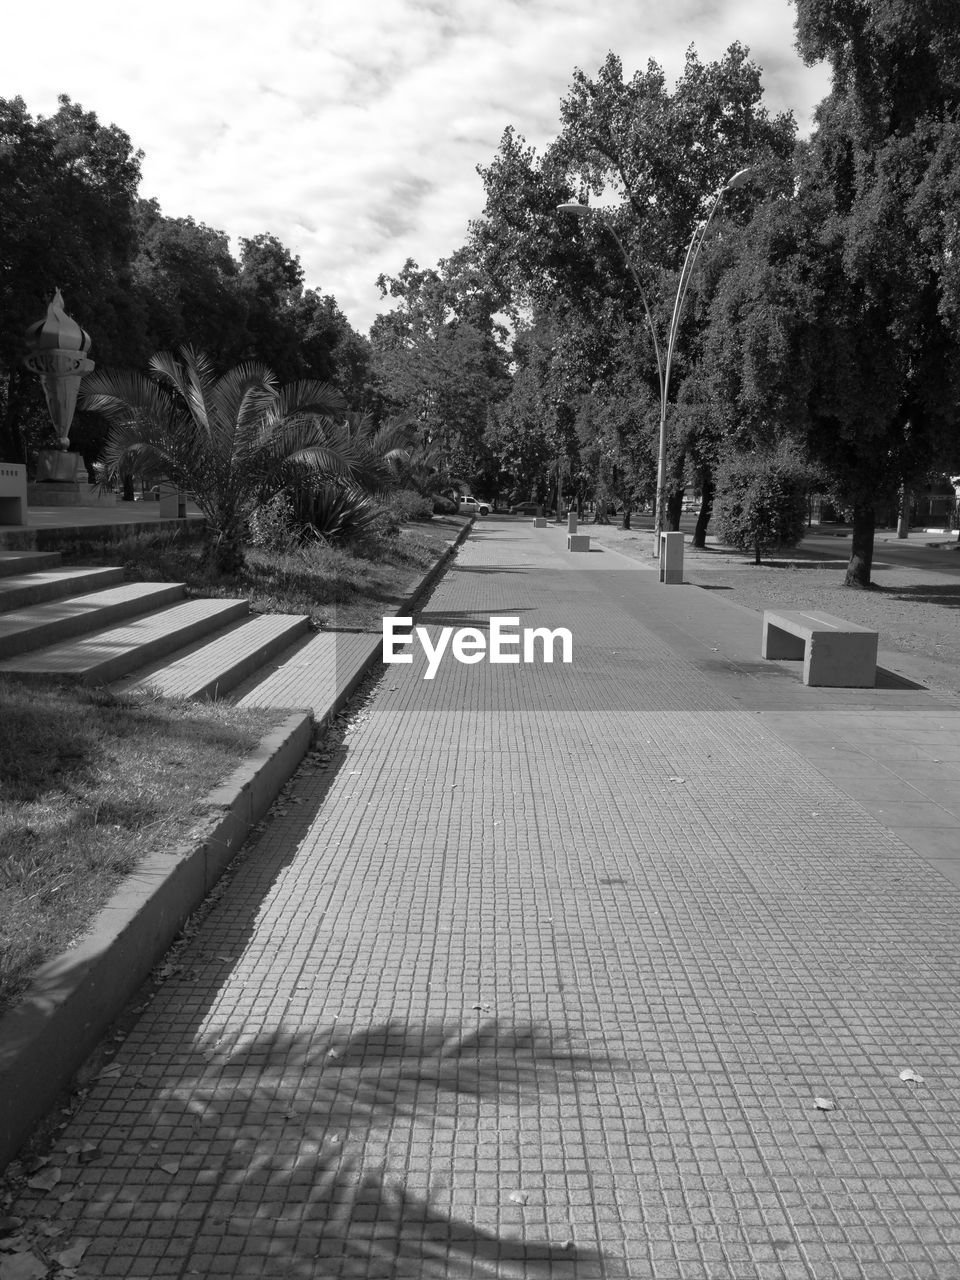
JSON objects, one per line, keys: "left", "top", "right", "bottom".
{"left": 5, "top": 517, "right": 960, "bottom": 1279}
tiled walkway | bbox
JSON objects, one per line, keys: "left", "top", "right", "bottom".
{"left": 6, "top": 518, "right": 960, "bottom": 1279}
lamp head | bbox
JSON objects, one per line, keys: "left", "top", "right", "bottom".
{"left": 557, "top": 202, "right": 592, "bottom": 217}
{"left": 723, "top": 167, "right": 756, "bottom": 192}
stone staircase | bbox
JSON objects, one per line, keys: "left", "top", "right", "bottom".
{"left": 0, "top": 550, "right": 320, "bottom": 706}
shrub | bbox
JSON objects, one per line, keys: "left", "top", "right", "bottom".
{"left": 432, "top": 494, "right": 457, "bottom": 515}
{"left": 297, "top": 482, "right": 382, "bottom": 544}
{"left": 713, "top": 447, "right": 812, "bottom": 564}
{"left": 382, "top": 487, "right": 434, "bottom": 523}
{"left": 249, "top": 492, "right": 302, "bottom": 553}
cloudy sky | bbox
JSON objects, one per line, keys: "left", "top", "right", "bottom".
{"left": 2, "top": 0, "right": 830, "bottom": 336}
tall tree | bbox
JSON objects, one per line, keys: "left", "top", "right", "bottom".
{"left": 702, "top": 0, "right": 960, "bottom": 585}
{"left": 0, "top": 95, "right": 143, "bottom": 462}
{"left": 370, "top": 252, "right": 509, "bottom": 482}
{"left": 470, "top": 45, "right": 795, "bottom": 524}
{"left": 132, "top": 200, "right": 248, "bottom": 363}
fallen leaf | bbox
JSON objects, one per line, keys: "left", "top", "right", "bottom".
{"left": 0, "top": 1219, "right": 23, "bottom": 1237}
{"left": 159, "top": 1161, "right": 180, "bottom": 1175}
{"left": 667, "top": 776, "right": 686, "bottom": 783}
{"left": 97, "top": 1064, "right": 122, "bottom": 1080}
{"left": 508, "top": 1191, "right": 529, "bottom": 1205}
{"left": 813, "top": 1097, "right": 836, "bottom": 1111}
{"left": 56, "top": 1239, "right": 91, "bottom": 1269}
{"left": 899, "top": 1068, "right": 925, "bottom": 1084}
{"left": 0, "top": 1252, "right": 47, "bottom": 1280}
{"left": 27, "top": 1168, "right": 61, "bottom": 1192}
{"left": 66, "top": 1141, "right": 100, "bottom": 1164}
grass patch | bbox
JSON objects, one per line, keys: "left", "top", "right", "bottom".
{"left": 65, "top": 518, "right": 466, "bottom": 631}
{"left": 0, "top": 679, "right": 288, "bottom": 1017}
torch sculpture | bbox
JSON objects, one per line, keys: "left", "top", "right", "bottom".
{"left": 24, "top": 288, "right": 94, "bottom": 449}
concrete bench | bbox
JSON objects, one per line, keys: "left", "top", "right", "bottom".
{"left": 567, "top": 533, "right": 590, "bottom": 552}
{"left": 0, "top": 463, "right": 27, "bottom": 525}
{"left": 761, "top": 609, "right": 878, "bottom": 687}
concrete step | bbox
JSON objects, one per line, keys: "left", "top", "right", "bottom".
{"left": 0, "top": 550, "right": 62, "bottom": 578}
{"left": 0, "top": 565, "right": 126, "bottom": 614}
{"left": 0, "top": 581, "right": 185, "bottom": 660}
{"left": 233, "top": 629, "right": 381, "bottom": 714}
{"left": 0, "top": 597, "right": 249, "bottom": 685}
{"left": 113, "top": 612, "right": 311, "bottom": 701}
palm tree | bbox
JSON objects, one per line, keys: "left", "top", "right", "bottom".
{"left": 82, "top": 346, "right": 355, "bottom": 572}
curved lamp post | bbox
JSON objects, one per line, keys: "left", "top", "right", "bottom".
{"left": 558, "top": 166, "right": 755, "bottom": 552}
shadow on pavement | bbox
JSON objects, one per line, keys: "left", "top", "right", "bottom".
{"left": 161, "top": 1019, "right": 618, "bottom": 1278}
{"left": 875, "top": 666, "right": 927, "bottom": 690}
{"left": 452, "top": 565, "right": 532, "bottom": 574}
{"left": 413, "top": 608, "right": 535, "bottom": 630}
{"left": 12, "top": 707, "right": 623, "bottom": 1277}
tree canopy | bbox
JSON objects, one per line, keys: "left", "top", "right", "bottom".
{"left": 1, "top": 96, "right": 370, "bottom": 469}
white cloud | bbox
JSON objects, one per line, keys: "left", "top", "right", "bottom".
{"left": 1, "top": 0, "right": 830, "bottom": 334}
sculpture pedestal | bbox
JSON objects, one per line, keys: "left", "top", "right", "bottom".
{"left": 29, "top": 452, "right": 114, "bottom": 507}
{"left": 27, "top": 483, "right": 116, "bottom": 508}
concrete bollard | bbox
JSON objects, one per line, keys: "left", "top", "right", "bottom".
{"left": 659, "top": 531, "right": 683, "bottom": 584}
{"left": 159, "top": 483, "right": 186, "bottom": 519}
{"left": 567, "top": 511, "right": 578, "bottom": 534}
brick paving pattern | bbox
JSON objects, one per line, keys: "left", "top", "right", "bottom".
{"left": 6, "top": 519, "right": 960, "bottom": 1278}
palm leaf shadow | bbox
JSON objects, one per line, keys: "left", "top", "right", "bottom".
{"left": 168, "top": 1018, "right": 622, "bottom": 1277}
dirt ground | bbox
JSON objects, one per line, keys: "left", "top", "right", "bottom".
{"left": 578, "top": 522, "right": 960, "bottom": 698}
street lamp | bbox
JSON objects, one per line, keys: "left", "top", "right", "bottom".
{"left": 558, "top": 167, "right": 755, "bottom": 552}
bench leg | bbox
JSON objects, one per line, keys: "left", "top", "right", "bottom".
{"left": 762, "top": 621, "right": 806, "bottom": 661}
{"left": 805, "top": 633, "right": 878, "bottom": 687}
{"left": 0, "top": 497, "right": 24, "bottom": 525}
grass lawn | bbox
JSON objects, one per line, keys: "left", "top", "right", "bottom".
{"left": 0, "top": 682, "right": 288, "bottom": 1016}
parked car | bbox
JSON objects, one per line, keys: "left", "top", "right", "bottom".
{"left": 459, "top": 494, "right": 492, "bottom": 515}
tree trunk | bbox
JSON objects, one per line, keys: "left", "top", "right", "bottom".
{"left": 896, "top": 486, "right": 910, "bottom": 539}
{"left": 754, "top": 539, "right": 761, "bottom": 566}
{"left": 692, "top": 471, "right": 714, "bottom": 548}
{"left": 666, "top": 489, "right": 683, "bottom": 531}
{"left": 620, "top": 505, "right": 631, "bottom": 530}
{"left": 845, "top": 505, "right": 876, "bottom": 588}
{"left": 207, "top": 531, "right": 246, "bottom": 578}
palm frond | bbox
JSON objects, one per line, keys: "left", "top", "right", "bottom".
{"left": 213, "top": 362, "right": 279, "bottom": 439}
{"left": 82, "top": 371, "right": 175, "bottom": 427}
{"left": 274, "top": 378, "right": 348, "bottom": 422}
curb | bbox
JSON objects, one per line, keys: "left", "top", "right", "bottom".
{"left": 0, "top": 712, "right": 312, "bottom": 1170}
{"left": 392, "top": 516, "right": 473, "bottom": 616}
{"left": 0, "top": 517, "right": 473, "bottom": 1171}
